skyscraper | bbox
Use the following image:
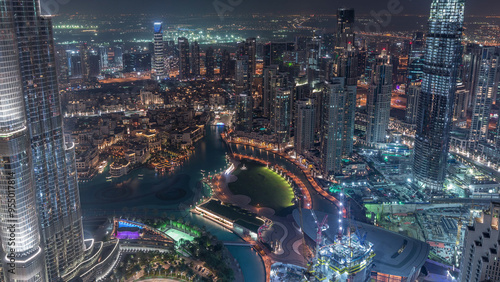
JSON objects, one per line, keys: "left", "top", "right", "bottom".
{"left": 178, "top": 37, "right": 190, "bottom": 79}
{"left": 0, "top": 2, "right": 47, "bottom": 280}
{"left": 295, "top": 99, "right": 315, "bottom": 154}
{"left": 153, "top": 22, "right": 164, "bottom": 80}
{"left": 205, "top": 47, "right": 215, "bottom": 79}
{"left": 235, "top": 92, "right": 253, "bottom": 132}
{"left": 271, "top": 88, "right": 292, "bottom": 144}
{"left": 237, "top": 38, "right": 256, "bottom": 83}
{"left": 366, "top": 62, "right": 393, "bottom": 145}
{"left": 263, "top": 42, "right": 295, "bottom": 67}
{"left": 336, "top": 8, "right": 355, "bottom": 50}
{"left": 407, "top": 32, "right": 425, "bottom": 86}
{"left": 334, "top": 8, "right": 358, "bottom": 158}
{"left": 469, "top": 47, "right": 499, "bottom": 147}
{"left": 405, "top": 81, "right": 421, "bottom": 124}
{"left": 453, "top": 81, "right": 469, "bottom": 120}
{"left": 5, "top": 0, "right": 87, "bottom": 280}
{"left": 262, "top": 65, "right": 280, "bottom": 117}
{"left": 321, "top": 79, "right": 346, "bottom": 176}
{"left": 220, "top": 49, "right": 232, "bottom": 79}
{"left": 413, "top": 0, "right": 465, "bottom": 191}
{"left": 191, "top": 41, "right": 200, "bottom": 77}
{"left": 460, "top": 202, "right": 500, "bottom": 282}
{"left": 235, "top": 57, "right": 250, "bottom": 95}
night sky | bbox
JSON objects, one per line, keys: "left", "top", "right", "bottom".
{"left": 56, "top": 0, "right": 497, "bottom": 16}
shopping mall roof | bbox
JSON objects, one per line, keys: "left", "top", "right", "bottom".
{"left": 293, "top": 209, "right": 430, "bottom": 278}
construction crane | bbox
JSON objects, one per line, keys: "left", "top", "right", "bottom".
{"left": 298, "top": 198, "right": 312, "bottom": 261}
{"left": 311, "top": 210, "right": 328, "bottom": 258}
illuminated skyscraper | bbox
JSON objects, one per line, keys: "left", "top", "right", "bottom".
{"left": 407, "top": 32, "right": 425, "bottom": 86}
{"left": 295, "top": 99, "right": 315, "bottom": 154}
{"left": 178, "top": 37, "right": 190, "bottom": 79}
{"left": 238, "top": 38, "right": 256, "bottom": 79}
{"left": 0, "top": 1, "right": 47, "bottom": 280}
{"left": 336, "top": 8, "right": 355, "bottom": 50}
{"left": 366, "top": 62, "right": 393, "bottom": 145}
{"left": 460, "top": 202, "right": 500, "bottom": 282}
{"left": 205, "top": 47, "right": 215, "bottom": 79}
{"left": 321, "top": 79, "right": 346, "bottom": 176}
{"left": 413, "top": 0, "right": 465, "bottom": 191}
{"left": 405, "top": 81, "right": 421, "bottom": 124}
{"left": 469, "top": 47, "right": 499, "bottom": 147}
{"left": 271, "top": 88, "right": 293, "bottom": 144}
{"left": 153, "top": 22, "right": 164, "bottom": 80}
{"left": 235, "top": 57, "right": 250, "bottom": 95}
{"left": 191, "top": 41, "right": 200, "bottom": 77}
{"left": 8, "top": 0, "right": 85, "bottom": 279}
{"left": 335, "top": 7, "right": 358, "bottom": 157}
{"left": 405, "top": 32, "right": 425, "bottom": 125}
{"left": 262, "top": 65, "right": 280, "bottom": 118}
{"left": 235, "top": 92, "right": 253, "bottom": 132}
{"left": 220, "top": 49, "right": 231, "bottom": 79}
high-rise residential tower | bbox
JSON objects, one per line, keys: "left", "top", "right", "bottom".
{"left": 153, "top": 22, "right": 164, "bottom": 80}
{"left": 406, "top": 81, "right": 421, "bottom": 124}
{"left": 238, "top": 38, "right": 256, "bottom": 82}
{"left": 460, "top": 202, "right": 500, "bottom": 282}
{"left": 178, "top": 37, "right": 190, "bottom": 79}
{"left": 335, "top": 8, "right": 358, "bottom": 158}
{"left": 191, "top": 41, "right": 200, "bottom": 77}
{"left": 321, "top": 79, "right": 346, "bottom": 176}
{"left": 235, "top": 92, "right": 253, "bottom": 132}
{"left": 336, "top": 8, "right": 355, "bottom": 50}
{"left": 295, "top": 99, "right": 315, "bottom": 154}
{"left": 413, "top": 0, "right": 465, "bottom": 191}
{"left": 271, "top": 88, "right": 293, "bottom": 144}
{"left": 262, "top": 65, "right": 280, "bottom": 118}
{"left": 205, "top": 47, "right": 215, "bottom": 79}
{"left": 366, "top": 62, "right": 393, "bottom": 145}
{"left": 407, "top": 32, "right": 425, "bottom": 86}
{"left": 0, "top": 1, "right": 47, "bottom": 280}
{"left": 469, "top": 47, "right": 499, "bottom": 147}
{"left": 235, "top": 57, "right": 250, "bottom": 95}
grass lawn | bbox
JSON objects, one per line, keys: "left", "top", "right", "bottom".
{"left": 228, "top": 161, "right": 295, "bottom": 216}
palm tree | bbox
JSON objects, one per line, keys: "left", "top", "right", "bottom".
{"left": 156, "top": 264, "right": 163, "bottom": 276}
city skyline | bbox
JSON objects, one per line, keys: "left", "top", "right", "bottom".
{"left": 2, "top": 0, "right": 500, "bottom": 281}
{"left": 53, "top": 0, "right": 498, "bottom": 17}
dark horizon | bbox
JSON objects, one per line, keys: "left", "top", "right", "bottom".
{"left": 53, "top": 0, "right": 498, "bottom": 17}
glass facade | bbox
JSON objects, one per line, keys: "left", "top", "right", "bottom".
{"left": 413, "top": 0, "right": 465, "bottom": 191}
{"left": 469, "top": 47, "right": 499, "bottom": 146}
{"left": 321, "top": 79, "right": 346, "bottom": 176}
{"left": 153, "top": 22, "right": 164, "bottom": 80}
{"left": 10, "top": 0, "right": 85, "bottom": 280}
{"left": 0, "top": 0, "right": 46, "bottom": 280}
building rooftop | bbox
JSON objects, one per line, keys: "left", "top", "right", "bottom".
{"left": 293, "top": 209, "right": 430, "bottom": 278}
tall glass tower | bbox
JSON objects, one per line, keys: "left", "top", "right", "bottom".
{"left": 413, "top": 0, "right": 465, "bottom": 191}
{"left": 10, "top": 0, "right": 85, "bottom": 280}
{"left": 0, "top": 0, "right": 47, "bottom": 280}
{"left": 153, "top": 22, "right": 164, "bottom": 80}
